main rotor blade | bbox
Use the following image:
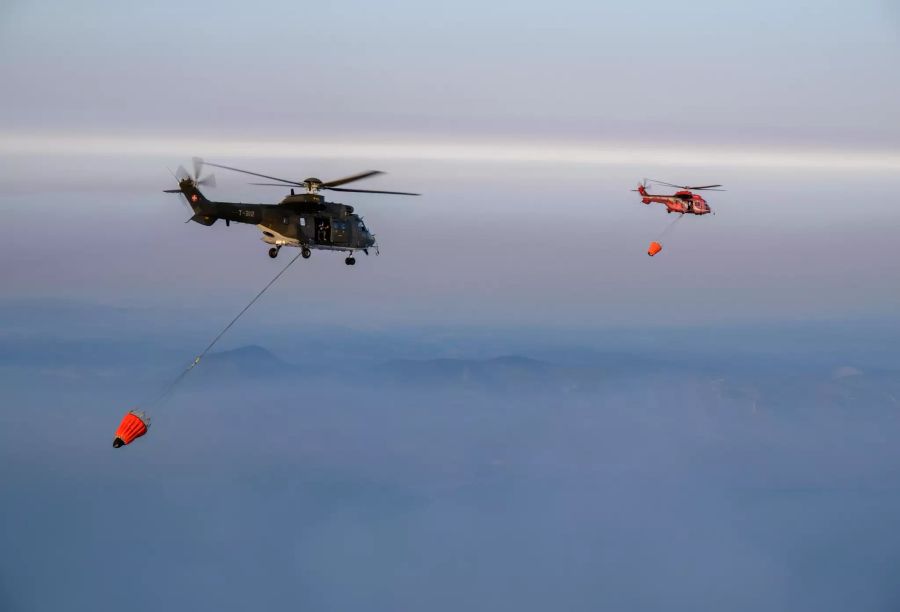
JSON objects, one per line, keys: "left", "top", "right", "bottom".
{"left": 649, "top": 179, "right": 724, "bottom": 191}
{"left": 321, "top": 170, "right": 384, "bottom": 188}
{"left": 203, "top": 162, "right": 306, "bottom": 187}
{"left": 647, "top": 179, "right": 688, "bottom": 190}
{"left": 249, "top": 182, "right": 305, "bottom": 187}
{"left": 325, "top": 186, "right": 420, "bottom": 196}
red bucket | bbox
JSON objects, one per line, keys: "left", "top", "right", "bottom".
{"left": 113, "top": 410, "right": 150, "bottom": 448}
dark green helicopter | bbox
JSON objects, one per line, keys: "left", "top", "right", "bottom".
{"left": 165, "top": 158, "right": 419, "bottom": 265}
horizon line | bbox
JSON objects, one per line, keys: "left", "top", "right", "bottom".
{"left": 2, "top": 132, "right": 900, "bottom": 171}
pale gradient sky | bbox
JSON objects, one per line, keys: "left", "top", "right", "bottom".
{"left": 1, "top": 0, "right": 899, "bottom": 148}
{"left": 1, "top": 1, "right": 898, "bottom": 328}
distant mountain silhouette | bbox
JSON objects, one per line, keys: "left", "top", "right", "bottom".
{"left": 185, "top": 349, "right": 598, "bottom": 392}
{"left": 190, "top": 345, "right": 299, "bottom": 381}
{"left": 374, "top": 355, "right": 604, "bottom": 393}
{"left": 384, "top": 355, "right": 544, "bottom": 379}
{"left": 174, "top": 348, "right": 686, "bottom": 393}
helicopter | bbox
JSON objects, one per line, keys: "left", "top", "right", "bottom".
{"left": 634, "top": 179, "right": 724, "bottom": 215}
{"left": 165, "top": 158, "right": 419, "bottom": 265}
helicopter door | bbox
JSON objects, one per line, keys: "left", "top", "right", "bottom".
{"left": 298, "top": 216, "right": 309, "bottom": 243}
{"left": 314, "top": 217, "right": 331, "bottom": 245}
{"left": 331, "top": 220, "right": 349, "bottom": 244}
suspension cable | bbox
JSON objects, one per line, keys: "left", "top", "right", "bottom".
{"left": 144, "top": 249, "right": 303, "bottom": 408}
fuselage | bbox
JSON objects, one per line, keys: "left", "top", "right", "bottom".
{"left": 177, "top": 181, "right": 376, "bottom": 252}
{"left": 637, "top": 186, "right": 711, "bottom": 215}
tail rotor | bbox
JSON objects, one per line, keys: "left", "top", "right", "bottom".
{"left": 191, "top": 157, "right": 216, "bottom": 188}
{"left": 176, "top": 157, "right": 216, "bottom": 188}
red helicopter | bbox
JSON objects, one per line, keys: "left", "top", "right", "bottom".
{"left": 634, "top": 179, "right": 724, "bottom": 215}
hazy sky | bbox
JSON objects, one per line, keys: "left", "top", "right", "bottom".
{"left": 2, "top": 0, "right": 899, "bottom": 148}
{"left": 1, "top": 1, "right": 898, "bottom": 327}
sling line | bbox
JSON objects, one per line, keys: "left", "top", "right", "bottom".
{"left": 144, "top": 249, "right": 303, "bottom": 408}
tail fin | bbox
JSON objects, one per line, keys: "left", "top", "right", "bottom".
{"left": 637, "top": 183, "right": 648, "bottom": 196}
{"left": 165, "top": 179, "right": 217, "bottom": 225}
{"left": 180, "top": 181, "right": 211, "bottom": 212}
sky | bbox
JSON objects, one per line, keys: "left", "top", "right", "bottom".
{"left": 1, "top": 2, "right": 899, "bottom": 328}
{"left": 4, "top": 3, "right": 900, "bottom": 611}
{"left": 1, "top": 0, "right": 899, "bottom": 148}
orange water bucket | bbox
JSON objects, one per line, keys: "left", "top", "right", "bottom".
{"left": 647, "top": 241, "right": 662, "bottom": 257}
{"left": 113, "top": 410, "right": 150, "bottom": 448}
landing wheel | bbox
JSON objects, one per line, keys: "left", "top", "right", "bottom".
{"left": 301, "top": 247, "right": 311, "bottom": 259}
{"left": 268, "top": 247, "right": 279, "bottom": 258}
{"left": 345, "top": 256, "right": 356, "bottom": 266}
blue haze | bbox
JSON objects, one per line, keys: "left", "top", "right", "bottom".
{"left": 2, "top": 305, "right": 900, "bottom": 611}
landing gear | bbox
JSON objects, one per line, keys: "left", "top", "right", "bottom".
{"left": 345, "top": 256, "right": 356, "bottom": 266}
{"left": 301, "top": 247, "right": 311, "bottom": 259}
{"left": 268, "top": 246, "right": 280, "bottom": 258}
